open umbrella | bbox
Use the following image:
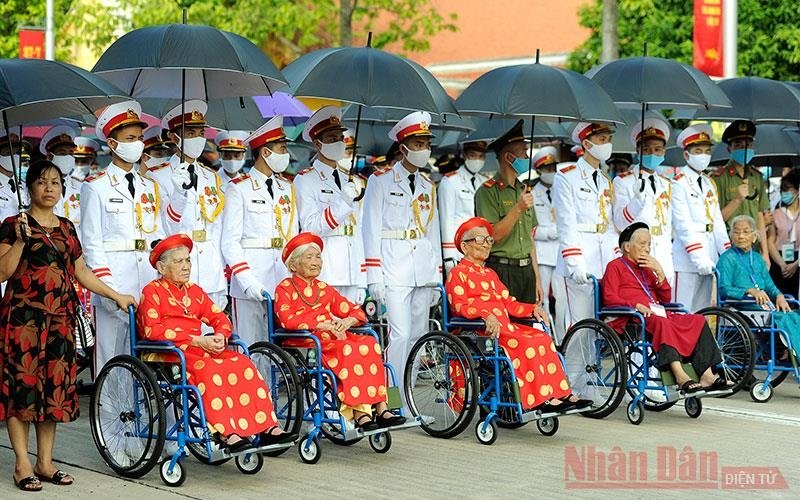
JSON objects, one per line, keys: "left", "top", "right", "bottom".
{"left": 455, "top": 50, "right": 623, "bottom": 181}
{"left": 0, "top": 58, "right": 128, "bottom": 209}
{"left": 341, "top": 105, "right": 475, "bottom": 133}
{"left": 710, "top": 124, "right": 800, "bottom": 167}
{"left": 252, "top": 93, "right": 312, "bottom": 127}
{"left": 140, "top": 97, "right": 266, "bottom": 131}
{"left": 693, "top": 77, "right": 800, "bottom": 124}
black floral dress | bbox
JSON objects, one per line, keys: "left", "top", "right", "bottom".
{"left": 0, "top": 215, "right": 82, "bottom": 422}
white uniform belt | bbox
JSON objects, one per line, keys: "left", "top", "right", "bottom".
{"left": 576, "top": 223, "right": 609, "bottom": 234}
{"left": 331, "top": 224, "right": 356, "bottom": 237}
{"left": 382, "top": 229, "right": 421, "bottom": 240}
{"left": 689, "top": 222, "right": 715, "bottom": 232}
{"left": 103, "top": 239, "right": 150, "bottom": 252}
{"left": 241, "top": 237, "right": 284, "bottom": 249}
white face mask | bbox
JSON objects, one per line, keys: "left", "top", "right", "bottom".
{"left": 403, "top": 146, "right": 432, "bottom": 168}
{"left": 177, "top": 136, "right": 207, "bottom": 160}
{"left": 319, "top": 141, "right": 346, "bottom": 162}
{"left": 538, "top": 171, "right": 556, "bottom": 185}
{"left": 143, "top": 155, "right": 166, "bottom": 169}
{"left": 221, "top": 158, "right": 245, "bottom": 174}
{"left": 585, "top": 141, "right": 613, "bottom": 163}
{"left": 464, "top": 159, "right": 485, "bottom": 174}
{"left": 51, "top": 154, "right": 75, "bottom": 174}
{"left": 686, "top": 153, "right": 712, "bottom": 172}
{"left": 264, "top": 148, "right": 290, "bottom": 173}
{"left": 337, "top": 157, "right": 354, "bottom": 170}
{"left": 0, "top": 154, "right": 21, "bottom": 172}
{"left": 72, "top": 165, "right": 90, "bottom": 181}
{"left": 110, "top": 140, "right": 145, "bottom": 164}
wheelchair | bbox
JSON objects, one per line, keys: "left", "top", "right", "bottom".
{"left": 89, "top": 306, "right": 302, "bottom": 486}
{"left": 265, "top": 294, "right": 420, "bottom": 464}
{"left": 713, "top": 273, "right": 800, "bottom": 403}
{"left": 404, "top": 285, "right": 591, "bottom": 445}
{"left": 559, "top": 276, "right": 754, "bottom": 425}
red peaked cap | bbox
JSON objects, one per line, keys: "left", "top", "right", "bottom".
{"left": 454, "top": 217, "right": 494, "bottom": 254}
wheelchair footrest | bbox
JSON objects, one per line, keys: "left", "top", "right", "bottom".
{"left": 520, "top": 405, "right": 593, "bottom": 422}
{"left": 209, "top": 441, "right": 296, "bottom": 461}
{"left": 339, "top": 416, "right": 422, "bottom": 441}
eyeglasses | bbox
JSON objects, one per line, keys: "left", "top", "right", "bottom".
{"left": 463, "top": 236, "right": 495, "bottom": 245}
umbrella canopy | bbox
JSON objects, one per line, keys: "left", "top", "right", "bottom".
{"left": 282, "top": 46, "right": 457, "bottom": 116}
{"left": 92, "top": 24, "right": 287, "bottom": 99}
{"left": 586, "top": 56, "right": 731, "bottom": 109}
{"left": 140, "top": 97, "right": 266, "bottom": 131}
{"left": 710, "top": 124, "right": 800, "bottom": 166}
{"left": 456, "top": 62, "right": 623, "bottom": 123}
{"left": 252, "top": 93, "right": 311, "bottom": 126}
{"left": 0, "top": 58, "right": 128, "bottom": 128}
{"left": 694, "top": 77, "right": 800, "bottom": 123}
{"left": 341, "top": 105, "right": 475, "bottom": 133}
{"left": 463, "top": 117, "right": 569, "bottom": 144}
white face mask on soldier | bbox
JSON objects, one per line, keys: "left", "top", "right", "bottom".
{"left": 320, "top": 141, "right": 346, "bottom": 162}
{"left": 0, "top": 154, "right": 21, "bottom": 172}
{"left": 464, "top": 159, "right": 485, "bottom": 174}
{"left": 177, "top": 136, "right": 206, "bottom": 160}
{"left": 111, "top": 140, "right": 145, "bottom": 164}
{"left": 686, "top": 153, "right": 712, "bottom": 172}
{"left": 403, "top": 146, "right": 431, "bottom": 168}
{"left": 585, "top": 141, "right": 613, "bottom": 163}
{"left": 264, "top": 148, "right": 290, "bottom": 173}
{"left": 221, "top": 158, "right": 245, "bottom": 174}
{"left": 51, "top": 154, "right": 75, "bottom": 174}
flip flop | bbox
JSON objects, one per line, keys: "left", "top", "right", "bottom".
{"left": 680, "top": 380, "right": 704, "bottom": 394}
{"left": 706, "top": 377, "right": 733, "bottom": 391}
{"left": 13, "top": 475, "right": 43, "bottom": 492}
{"left": 34, "top": 470, "right": 73, "bottom": 486}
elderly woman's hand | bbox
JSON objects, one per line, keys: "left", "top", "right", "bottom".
{"left": 329, "top": 317, "right": 358, "bottom": 339}
{"left": 776, "top": 295, "right": 792, "bottom": 312}
{"left": 191, "top": 335, "right": 225, "bottom": 355}
{"left": 533, "top": 304, "right": 549, "bottom": 324}
{"left": 635, "top": 303, "right": 653, "bottom": 317}
{"left": 484, "top": 314, "right": 502, "bottom": 338}
{"left": 747, "top": 288, "right": 771, "bottom": 308}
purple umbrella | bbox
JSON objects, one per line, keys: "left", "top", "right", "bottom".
{"left": 252, "top": 93, "right": 312, "bottom": 126}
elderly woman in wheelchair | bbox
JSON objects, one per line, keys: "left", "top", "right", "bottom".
{"left": 717, "top": 215, "right": 800, "bottom": 365}
{"left": 274, "top": 232, "right": 406, "bottom": 432}
{"left": 602, "top": 222, "right": 731, "bottom": 394}
{"left": 136, "top": 235, "right": 295, "bottom": 454}
{"left": 445, "top": 217, "right": 591, "bottom": 412}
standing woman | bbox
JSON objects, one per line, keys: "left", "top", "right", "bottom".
{"left": 767, "top": 169, "right": 800, "bottom": 296}
{"left": 0, "top": 160, "right": 136, "bottom": 492}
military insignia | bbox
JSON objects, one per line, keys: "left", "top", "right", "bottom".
{"left": 140, "top": 193, "right": 148, "bottom": 203}
{"left": 617, "top": 171, "right": 632, "bottom": 178}
{"left": 673, "top": 173, "right": 685, "bottom": 180}
{"left": 330, "top": 116, "right": 341, "bottom": 125}
{"left": 210, "top": 186, "right": 217, "bottom": 195}
{"left": 231, "top": 173, "right": 250, "bottom": 184}
{"left": 420, "top": 121, "right": 429, "bottom": 131}
{"left": 204, "top": 186, "right": 212, "bottom": 196}
{"left": 126, "top": 109, "right": 139, "bottom": 119}
{"left": 373, "top": 167, "right": 392, "bottom": 176}
{"left": 191, "top": 110, "right": 203, "bottom": 121}
{"left": 559, "top": 165, "right": 576, "bottom": 174}
{"left": 738, "top": 122, "right": 748, "bottom": 131}
{"left": 482, "top": 179, "right": 497, "bottom": 188}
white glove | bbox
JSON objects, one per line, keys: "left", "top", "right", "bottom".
{"left": 172, "top": 165, "right": 192, "bottom": 192}
{"left": 429, "top": 289, "right": 441, "bottom": 307}
{"left": 571, "top": 269, "right": 592, "bottom": 285}
{"left": 341, "top": 181, "right": 360, "bottom": 204}
{"left": 546, "top": 226, "right": 559, "bottom": 240}
{"left": 697, "top": 260, "right": 715, "bottom": 276}
{"left": 368, "top": 283, "right": 386, "bottom": 303}
{"left": 354, "top": 288, "right": 367, "bottom": 305}
{"left": 245, "top": 285, "right": 268, "bottom": 302}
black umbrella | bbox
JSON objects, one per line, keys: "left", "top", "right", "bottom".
{"left": 140, "top": 97, "right": 267, "bottom": 131}
{"left": 711, "top": 124, "right": 800, "bottom": 167}
{"left": 463, "top": 117, "right": 569, "bottom": 144}
{"left": 455, "top": 50, "right": 623, "bottom": 182}
{"left": 341, "top": 105, "right": 475, "bottom": 133}
{"left": 694, "top": 77, "right": 800, "bottom": 123}
{"left": 0, "top": 58, "right": 128, "bottom": 209}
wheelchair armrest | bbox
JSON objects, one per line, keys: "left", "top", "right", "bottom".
{"left": 662, "top": 302, "right": 686, "bottom": 311}
{"left": 135, "top": 340, "right": 176, "bottom": 349}
{"left": 272, "top": 329, "right": 314, "bottom": 337}
{"left": 448, "top": 316, "right": 486, "bottom": 329}
{"left": 599, "top": 306, "right": 638, "bottom": 314}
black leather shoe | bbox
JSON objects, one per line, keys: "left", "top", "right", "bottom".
{"left": 376, "top": 410, "right": 407, "bottom": 428}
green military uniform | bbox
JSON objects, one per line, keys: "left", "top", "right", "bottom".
{"left": 474, "top": 120, "right": 538, "bottom": 303}
{"left": 713, "top": 164, "right": 769, "bottom": 227}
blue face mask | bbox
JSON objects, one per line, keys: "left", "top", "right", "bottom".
{"left": 639, "top": 154, "right": 665, "bottom": 170}
{"left": 511, "top": 156, "right": 530, "bottom": 176}
{"left": 730, "top": 148, "right": 755, "bottom": 166}
{"left": 781, "top": 191, "right": 797, "bottom": 205}
{"left": 658, "top": 166, "right": 676, "bottom": 179}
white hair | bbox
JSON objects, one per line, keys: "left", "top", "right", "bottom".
{"left": 729, "top": 214, "right": 757, "bottom": 238}
{"left": 621, "top": 227, "right": 650, "bottom": 254}
{"left": 286, "top": 242, "right": 322, "bottom": 273}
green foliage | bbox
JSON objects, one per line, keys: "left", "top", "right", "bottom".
{"left": 568, "top": 0, "right": 800, "bottom": 80}
{"left": 0, "top": 0, "right": 75, "bottom": 60}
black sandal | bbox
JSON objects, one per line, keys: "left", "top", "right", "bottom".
{"left": 706, "top": 377, "right": 733, "bottom": 391}
{"left": 223, "top": 435, "right": 253, "bottom": 454}
{"left": 376, "top": 409, "right": 406, "bottom": 428}
{"left": 561, "top": 394, "right": 593, "bottom": 409}
{"left": 258, "top": 427, "right": 297, "bottom": 446}
{"left": 14, "top": 475, "right": 42, "bottom": 492}
{"left": 679, "top": 380, "right": 704, "bottom": 394}
{"left": 34, "top": 469, "right": 73, "bottom": 486}
{"left": 354, "top": 413, "right": 380, "bottom": 432}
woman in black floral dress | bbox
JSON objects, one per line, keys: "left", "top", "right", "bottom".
{"left": 0, "top": 161, "right": 135, "bottom": 492}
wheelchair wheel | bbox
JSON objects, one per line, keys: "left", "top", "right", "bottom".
{"left": 536, "top": 416, "right": 559, "bottom": 436}
{"left": 749, "top": 380, "right": 773, "bottom": 402}
{"left": 235, "top": 452, "right": 264, "bottom": 475}
{"left": 368, "top": 431, "right": 392, "bottom": 453}
{"left": 405, "top": 331, "right": 478, "bottom": 439}
{"left": 684, "top": 397, "right": 702, "bottom": 418}
{"left": 298, "top": 434, "right": 322, "bottom": 464}
{"left": 159, "top": 457, "right": 186, "bottom": 487}
{"left": 697, "top": 307, "right": 755, "bottom": 395}
{"left": 560, "top": 319, "right": 627, "bottom": 419}
{"left": 474, "top": 419, "right": 498, "bottom": 445}
{"left": 477, "top": 355, "right": 526, "bottom": 429}
{"left": 626, "top": 400, "right": 644, "bottom": 425}
{"left": 249, "top": 342, "right": 303, "bottom": 455}
{"left": 304, "top": 369, "right": 363, "bottom": 446}
{"left": 624, "top": 343, "right": 677, "bottom": 413}
{"left": 90, "top": 355, "right": 165, "bottom": 478}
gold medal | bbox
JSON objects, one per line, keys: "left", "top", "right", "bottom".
{"left": 192, "top": 229, "right": 207, "bottom": 242}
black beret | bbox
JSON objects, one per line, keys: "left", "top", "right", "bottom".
{"left": 619, "top": 222, "right": 649, "bottom": 249}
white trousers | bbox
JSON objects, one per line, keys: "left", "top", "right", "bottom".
{"left": 231, "top": 298, "right": 270, "bottom": 348}
{"left": 539, "top": 264, "right": 567, "bottom": 344}
{"left": 673, "top": 272, "right": 714, "bottom": 313}
{"left": 93, "top": 303, "right": 131, "bottom": 373}
{"left": 334, "top": 285, "right": 360, "bottom": 304}
{"left": 384, "top": 285, "right": 432, "bottom": 403}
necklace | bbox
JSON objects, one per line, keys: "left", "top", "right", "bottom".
{"left": 161, "top": 279, "right": 192, "bottom": 316}
{"left": 289, "top": 275, "right": 321, "bottom": 307}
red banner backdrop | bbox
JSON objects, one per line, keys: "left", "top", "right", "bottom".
{"left": 693, "top": 0, "right": 724, "bottom": 77}
{"left": 19, "top": 29, "right": 45, "bottom": 59}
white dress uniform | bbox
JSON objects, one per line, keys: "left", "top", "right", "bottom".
{"left": 531, "top": 178, "right": 567, "bottom": 341}
{"left": 437, "top": 165, "right": 489, "bottom": 270}
{"left": 671, "top": 125, "right": 731, "bottom": 311}
{"left": 294, "top": 159, "right": 367, "bottom": 301}
{"left": 363, "top": 115, "right": 442, "bottom": 403}
{"left": 0, "top": 170, "right": 20, "bottom": 222}
{"left": 55, "top": 174, "right": 83, "bottom": 230}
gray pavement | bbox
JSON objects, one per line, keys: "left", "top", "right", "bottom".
{"left": 1, "top": 383, "right": 799, "bottom": 499}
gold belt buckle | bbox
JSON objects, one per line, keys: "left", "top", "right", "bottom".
{"left": 407, "top": 229, "right": 418, "bottom": 239}
{"left": 651, "top": 226, "right": 663, "bottom": 236}
{"left": 134, "top": 239, "right": 146, "bottom": 251}
{"left": 343, "top": 224, "right": 354, "bottom": 236}
{"left": 705, "top": 223, "right": 714, "bottom": 232}
{"left": 271, "top": 237, "right": 284, "bottom": 248}
{"left": 192, "top": 229, "right": 207, "bottom": 242}
{"left": 596, "top": 223, "right": 607, "bottom": 234}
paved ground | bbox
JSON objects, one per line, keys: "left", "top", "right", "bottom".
{"left": 1, "top": 379, "right": 798, "bottom": 499}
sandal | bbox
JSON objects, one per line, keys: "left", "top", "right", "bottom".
{"left": 354, "top": 413, "right": 380, "bottom": 432}
{"left": 223, "top": 435, "right": 253, "bottom": 454}
{"left": 705, "top": 376, "right": 733, "bottom": 391}
{"left": 376, "top": 409, "right": 406, "bottom": 428}
{"left": 560, "top": 394, "right": 593, "bottom": 409}
{"left": 533, "top": 398, "right": 573, "bottom": 413}
{"left": 13, "top": 475, "right": 42, "bottom": 492}
{"left": 34, "top": 469, "right": 73, "bottom": 486}
{"left": 679, "top": 380, "right": 704, "bottom": 394}
{"left": 258, "top": 427, "right": 297, "bottom": 446}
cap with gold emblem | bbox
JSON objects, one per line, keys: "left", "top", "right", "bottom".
{"left": 462, "top": 140, "right": 488, "bottom": 153}
{"left": 677, "top": 124, "right": 714, "bottom": 150}
{"left": 73, "top": 137, "right": 100, "bottom": 158}
{"left": 721, "top": 120, "right": 756, "bottom": 144}
{"left": 161, "top": 99, "right": 208, "bottom": 131}
{"left": 39, "top": 125, "right": 78, "bottom": 155}
{"left": 247, "top": 115, "right": 287, "bottom": 151}
{"left": 532, "top": 146, "right": 559, "bottom": 169}
{"left": 95, "top": 100, "right": 148, "bottom": 141}
{"left": 389, "top": 111, "right": 435, "bottom": 143}
{"left": 303, "top": 106, "right": 346, "bottom": 143}
{"left": 143, "top": 126, "right": 174, "bottom": 152}
{"left": 488, "top": 119, "right": 529, "bottom": 153}
{"left": 630, "top": 117, "right": 670, "bottom": 147}
{"left": 571, "top": 122, "right": 614, "bottom": 145}
{"left": 215, "top": 130, "right": 249, "bottom": 152}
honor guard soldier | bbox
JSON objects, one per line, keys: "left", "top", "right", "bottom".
{"left": 0, "top": 128, "right": 28, "bottom": 221}
{"left": 221, "top": 115, "right": 298, "bottom": 346}
{"left": 141, "top": 125, "right": 173, "bottom": 173}
{"left": 362, "top": 110, "right": 442, "bottom": 401}
{"left": 612, "top": 118, "right": 675, "bottom": 285}
{"left": 215, "top": 130, "right": 249, "bottom": 187}
{"left": 81, "top": 100, "right": 165, "bottom": 369}
{"left": 671, "top": 124, "right": 730, "bottom": 311}
{"left": 40, "top": 126, "right": 82, "bottom": 229}
{"left": 530, "top": 146, "right": 567, "bottom": 341}
{"left": 72, "top": 136, "right": 100, "bottom": 180}
{"left": 148, "top": 100, "right": 227, "bottom": 309}
{"left": 295, "top": 106, "right": 367, "bottom": 303}
{"left": 553, "top": 122, "right": 618, "bottom": 329}
{"left": 438, "top": 139, "right": 489, "bottom": 273}
{"left": 714, "top": 120, "right": 771, "bottom": 265}
{"left": 475, "top": 120, "right": 542, "bottom": 304}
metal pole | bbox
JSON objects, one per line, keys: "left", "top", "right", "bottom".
{"left": 723, "top": 0, "right": 738, "bottom": 78}
{"left": 45, "top": 0, "right": 54, "bottom": 60}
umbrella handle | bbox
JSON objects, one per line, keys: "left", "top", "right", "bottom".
{"left": 353, "top": 187, "right": 366, "bottom": 202}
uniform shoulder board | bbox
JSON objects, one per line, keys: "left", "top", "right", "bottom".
{"left": 231, "top": 173, "right": 250, "bottom": 185}
{"left": 296, "top": 167, "right": 314, "bottom": 176}
{"left": 373, "top": 167, "right": 392, "bottom": 176}
{"left": 711, "top": 166, "right": 726, "bottom": 177}
{"left": 148, "top": 162, "right": 169, "bottom": 173}
{"left": 443, "top": 170, "right": 458, "bottom": 178}
{"left": 84, "top": 171, "right": 106, "bottom": 182}
{"left": 482, "top": 178, "right": 497, "bottom": 188}
{"left": 673, "top": 172, "right": 685, "bottom": 181}
{"left": 617, "top": 170, "right": 633, "bottom": 178}
{"left": 559, "top": 164, "right": 576, "bottom": 174}
{"left": 280, "top": 172, "right": 296, "bottom": 182}
{"left": 419, "top": 172, "right": 432, "bottom": 183}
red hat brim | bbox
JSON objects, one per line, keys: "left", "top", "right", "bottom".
{"left": 149, "top": 234, "right": 193, "bottom": 268}
{"left": 454, "top": 217, "right": 494, "bottom": 254}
